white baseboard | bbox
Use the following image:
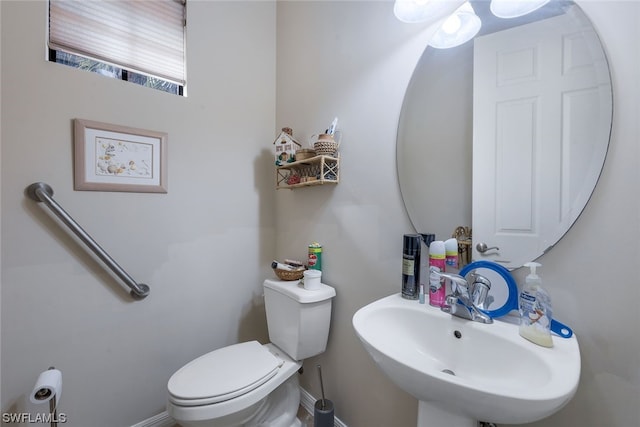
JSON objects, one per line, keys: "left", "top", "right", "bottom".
{"left": 130, "top": 411, "right": 174, "bottom": 427}
{"left": 299, "top": 386, "right": 348, "bottom": 427}
{"left": 132, "top": 386, "right": 348, "bottom": 427}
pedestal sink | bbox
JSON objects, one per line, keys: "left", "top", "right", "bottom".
{"left": 352, "top": 294, "right": 580, "bottom": 426}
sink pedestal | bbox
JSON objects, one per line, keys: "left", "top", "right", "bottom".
{"left": 418, "top": 401, "right": 476, "bottom": 427}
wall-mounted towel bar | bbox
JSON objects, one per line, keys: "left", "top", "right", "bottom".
{"left": 26, "top": 182, "right": 150, "bottom": 300}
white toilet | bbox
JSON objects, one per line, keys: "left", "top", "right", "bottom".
{"left": 167, "top": 279, "right": 336, "bottom": 427}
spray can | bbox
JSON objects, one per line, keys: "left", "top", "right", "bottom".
{"left": 308, "top": 242, "right": 323, "bottom": 271}
{"left": 402, "top": 234, "right": 421, "bottom": 299}
{"left": 444, "top": 238, "right": 459, "bottom": 274}
{"left": 419, "top": 234, "right": 435, "bottom": 293}
{"left": 429, "top": 241, "right": 446, "bottom": 307}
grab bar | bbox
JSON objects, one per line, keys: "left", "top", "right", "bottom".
{"left": 26, "top": 182, "right": 150, "bottom": 300}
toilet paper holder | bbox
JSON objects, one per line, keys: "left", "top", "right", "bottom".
{"left": 30, "top": 367, "right": 62, "bottom": 427}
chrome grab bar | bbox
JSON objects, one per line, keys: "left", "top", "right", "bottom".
{"left": 26, "top": 182, "right": 150, "bottom": 300}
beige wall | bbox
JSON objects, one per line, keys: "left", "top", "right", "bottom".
{"left": 0, "top": 0, "right": 3, "bottom": 408}
{"left": 276, "top": 1, "right": 640, "bottom": 427}
{"left": 1, "top": 1, "right": 276, "bottom": 426}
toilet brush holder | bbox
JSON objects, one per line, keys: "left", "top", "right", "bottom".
{"left": 314, "top": 399, "right": 334, "bottom": 427}
{"left": 314, "top": 364, "right": 334, "bottom": 427}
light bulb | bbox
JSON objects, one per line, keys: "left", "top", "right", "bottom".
{"left": 428, "top": 2, "right": 481, "bottom": 49}
{"left": 441, "top": 14, "right": 462, "bottom": 34}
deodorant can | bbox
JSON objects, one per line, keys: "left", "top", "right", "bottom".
{"left": 444, "top": 238, "right": 459, "bottom": 274}
{"left": 429, "top": 241, "right": 446, "bottom": 307}
{"left": 402, "top": 234, "right": 421, "bottom": 299}
{"left": 308, "top": 242, "right": 323, "bottom": 271}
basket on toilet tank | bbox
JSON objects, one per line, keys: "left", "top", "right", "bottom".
{"left": 263, "top": 279, "right": 336, "bottom": 360}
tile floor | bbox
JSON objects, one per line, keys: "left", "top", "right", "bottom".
{"left": 170, "top": 405, "right": 314, "bottom": 427}
{"left": 298, "top": 405, "right": 314, "bottom": 426}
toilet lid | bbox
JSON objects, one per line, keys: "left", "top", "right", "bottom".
{"left": 168, "top": 341, "right": 282, "bottom": 405}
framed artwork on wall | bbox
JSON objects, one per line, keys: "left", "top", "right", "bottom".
{"left": 73, "top": 119, "right": 168, "bottom": 193}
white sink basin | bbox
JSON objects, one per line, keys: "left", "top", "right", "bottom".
{"left": 352, "top": 294, "right": 580, "bottom": 425}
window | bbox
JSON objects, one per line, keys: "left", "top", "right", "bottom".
{"left": 48, "top": 0, "right": 186, "bottom": 95}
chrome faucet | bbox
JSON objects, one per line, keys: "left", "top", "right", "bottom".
{"left": 429, "top": 267, "right": 493, "bottom": 324}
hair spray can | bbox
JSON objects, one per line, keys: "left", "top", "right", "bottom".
{"left": 429, "top": 241, "right": 446, "bottom": 307}
{"left": 444, "top": 238, "right": 459, "bottom": 274}
{"left": 402, "top": 234, "right": 421, "bottom": 299}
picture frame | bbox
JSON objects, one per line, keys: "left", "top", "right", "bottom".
{"left": 74, "top": 119, "right": 168, "bottom": 193}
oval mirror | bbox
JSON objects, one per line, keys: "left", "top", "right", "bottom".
{"left": 397, "top": 0, "right": 612, "bottom": 270}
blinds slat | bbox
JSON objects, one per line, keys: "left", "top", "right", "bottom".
{"left": 49, "top": 0, "right": 185, "bottom": 84}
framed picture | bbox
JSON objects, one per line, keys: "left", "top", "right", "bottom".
{"left": 74, "top": 119, "right": 168, "bottom": 193}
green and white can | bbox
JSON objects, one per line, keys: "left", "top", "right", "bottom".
{"left": 308, "top": 242, "right": 322, "bottom": 271}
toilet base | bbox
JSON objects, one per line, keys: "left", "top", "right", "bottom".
{"left": 245, "top": 374, "right": 301, "bottom": 427}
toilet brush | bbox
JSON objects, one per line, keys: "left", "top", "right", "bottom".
{"left": 314, "top": 365, "right": 334, "bottom": 427}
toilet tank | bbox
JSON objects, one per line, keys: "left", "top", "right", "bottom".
{"left": 263, "top": 279, "right": 336, "bottom": 360}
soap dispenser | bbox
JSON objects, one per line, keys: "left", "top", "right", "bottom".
{"left": 519, "top": 262, "right": 553, "bottom": 347}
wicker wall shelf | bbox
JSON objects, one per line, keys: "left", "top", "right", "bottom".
{"left": 276, "top": 155, "right": 340, "bottom": 189}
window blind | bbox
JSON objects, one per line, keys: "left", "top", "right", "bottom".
{"left": 49, "top": 0, "right": 186, "bottom": 85}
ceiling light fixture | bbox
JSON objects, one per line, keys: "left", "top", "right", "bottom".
{"left": 490, "top": 0, "right": 551, "bottom": 19}
{"left": 429, "top": 2, "right": 481, "bottom": 49}
{"left": 393, "top": 0, "right": 465, "bottom": 24}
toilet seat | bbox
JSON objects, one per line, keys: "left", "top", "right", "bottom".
{"left": 167, "top": 343, "right": 303, "bottom": 425}
{"left": 168, "top": 341, "right": 283, "bottom": 407}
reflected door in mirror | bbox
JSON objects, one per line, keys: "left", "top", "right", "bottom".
{"left": 472, "top": 11, "right": 611, "bottom": 269}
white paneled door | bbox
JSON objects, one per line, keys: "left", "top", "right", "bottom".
{"left": 472, "top": 10, "right": 609, "bottom": 269}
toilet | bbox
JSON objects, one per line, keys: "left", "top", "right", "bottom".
{"left": 167, "top": 279, "right": 336, "bottom": 427}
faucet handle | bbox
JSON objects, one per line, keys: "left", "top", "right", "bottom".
{"left": 430, "top": 267, "right": 470, "bottom": 297}
{"left": 471, "top": 274, "right": 492, "bottom": 309}
{"left": 429, "top": 267, "right": 466, "bottom": 284}
{"left": 472, "top": 274, "right": 491, "bottom": 288}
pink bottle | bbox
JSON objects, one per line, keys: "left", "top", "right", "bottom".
{"left": 429, "top": 241, "right": 446, "bottom": 307}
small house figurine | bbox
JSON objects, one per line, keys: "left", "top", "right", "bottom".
{"left": 273, "top": 127, "right": 301, "bottom": 166}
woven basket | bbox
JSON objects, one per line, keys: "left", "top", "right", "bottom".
{"left": 313, "top": 134, "right": 339, "bottom": 156}
{"left": 273, "top": 267, "right": 305, "bottom": 281}
{"left": 313, "top": 141, "right": 339, "bottom": 156}
{"left": 295, "top": 148, "right": 316, "bottom": 161}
